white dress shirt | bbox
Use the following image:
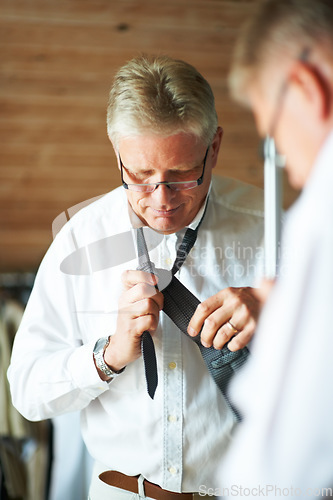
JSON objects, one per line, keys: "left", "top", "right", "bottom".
{"left": 8, "top": 175, "right": 264, "bottom": 493}
{"left": 219, "top": 131, "right": 333, "bottom": 499}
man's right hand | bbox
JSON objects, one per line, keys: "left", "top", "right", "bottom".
{"left": 103, "top": 270, "right": 164, "bottom": 372}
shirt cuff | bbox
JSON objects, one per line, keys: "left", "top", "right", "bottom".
{"left": 67, "top": 340, "right": 110, "bottom": 398}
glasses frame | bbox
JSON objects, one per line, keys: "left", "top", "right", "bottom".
{"left": 264, "top": 48, "right": 311, "bottom": 151}
{"left": 261, "top": 48, "right": 310, "bottom": 167}
{"left": 119, "top": 146, "right": 210, "bottom": 192}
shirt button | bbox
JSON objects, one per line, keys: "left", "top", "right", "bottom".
{"left": 165, "top": 257, "right": 173, "bottom": 266}
{"left": 168, "top": 362, "right": 177, "bottom": 370}
{"left": 168, "top": 415, "right": 177, "bottom": 423}
{"left": 168, "top": 466, "right": 177, "bottom": 475}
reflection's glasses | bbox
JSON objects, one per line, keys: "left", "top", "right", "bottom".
{"left": 262, "top": 48, "right": 310, "bottom": 279}
{"left": 119, "top": 147, "right": 209, "bottom": 192}
{"left": 262, "top": 47, "right": 311, "bottom": 165}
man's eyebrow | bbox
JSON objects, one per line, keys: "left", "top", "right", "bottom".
{"left": 127, "top": 164, "right": 200, "bottom": 174}
{"left": 126, "top": 166, "right": 154, "bottom": 175}
{"left": 123, "top": 153, "right": 205, "bottom": 175}
{"left": 168, "top": 162, "right": 204, "bottom": 174}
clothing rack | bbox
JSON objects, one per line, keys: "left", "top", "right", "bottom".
{"left": 0, "top": 273, "right": 36, "bottom": 306}
{"left": 0, "top": 272, "right": 52, "bottom": 500}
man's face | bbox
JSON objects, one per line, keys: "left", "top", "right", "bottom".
{"left": 116, "top": 131, "right": 221, "bottom": 234}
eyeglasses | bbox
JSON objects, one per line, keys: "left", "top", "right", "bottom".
{"left": 262, "top": 47, "right": 311, "bottom": 165}
{"left": 119, "top": 147, "right": 209, "bottom": 192}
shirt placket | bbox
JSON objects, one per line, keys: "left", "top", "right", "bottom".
{"left": 162, "top": 313, "right": 183, "bottom": 491}
{"left": 155, "top": 234, "right": 184, "bottom": 492}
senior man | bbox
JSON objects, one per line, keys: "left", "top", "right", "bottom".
{"left": 8, "top": 55, "right": 264, "bottom": 499}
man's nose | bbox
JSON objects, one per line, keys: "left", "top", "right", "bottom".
{"left": 150, "top": 183, "right": 176, "bottom": 202}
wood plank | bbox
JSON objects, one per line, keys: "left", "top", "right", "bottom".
{"left": 0, "top": 96, "right": 254, "bottom": 127}
{"left": 0, "top": 1, "right": 257, "bottom": 28}
{"left": 0, "top": 48, "right": 234, "bottom": 86}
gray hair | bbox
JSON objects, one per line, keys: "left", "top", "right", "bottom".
{"left": 229, "top": 0, "right": 333, "bottom": 103}
{"left": 107, "top": 54, "right": 218, "bottom": 147}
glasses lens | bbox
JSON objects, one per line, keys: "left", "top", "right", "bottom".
{"left": 127, "top": 181, "right": 198, "bottom": 192}
{"left": 127, "top": 184, "right": 155, "bottom": 192}
{"left": 168, "top": 181, "right": 198, "bottom": 191}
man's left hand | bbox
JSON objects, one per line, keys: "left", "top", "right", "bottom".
{"left": 187, "top": 287, "right": 260, "bottom": 351}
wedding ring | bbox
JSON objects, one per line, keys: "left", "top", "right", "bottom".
{"left": 227, "top": 320, "right": 239, "bottom": 334}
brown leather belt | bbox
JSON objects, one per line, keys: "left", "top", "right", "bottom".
{"left": 99, "top": 470, "right": 195, "bottom": 500}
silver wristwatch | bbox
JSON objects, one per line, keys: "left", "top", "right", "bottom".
{"left": 93, "top": 336, "right": 125, "bottom": 379}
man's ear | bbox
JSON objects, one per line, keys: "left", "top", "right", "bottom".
{"left": 108, "top": 134, "right": 121, "bottom": 171}
{"left": 289, "top": 61, "right": 331, "bottom": 121}
{"left": 210, "top": 126, "right": 223, "bottom": 169}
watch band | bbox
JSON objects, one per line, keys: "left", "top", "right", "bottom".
{"left": 93, "top": 336, "right": 125, "bottom": 379}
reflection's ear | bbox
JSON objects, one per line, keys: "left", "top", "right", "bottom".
{"left": 290, "top": 60, "right": 331, "bottom": 121}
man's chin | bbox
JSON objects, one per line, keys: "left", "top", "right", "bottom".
{"left": 147, "top": 217, "right": 180, "bottom": 235}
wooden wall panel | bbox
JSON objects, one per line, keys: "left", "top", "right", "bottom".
{"left": 0, "top": 0, "right": 298, "bottom": 271}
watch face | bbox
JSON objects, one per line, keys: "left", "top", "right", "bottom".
{"left": 94, "top": 337, "right": 108, "bottom": 354}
